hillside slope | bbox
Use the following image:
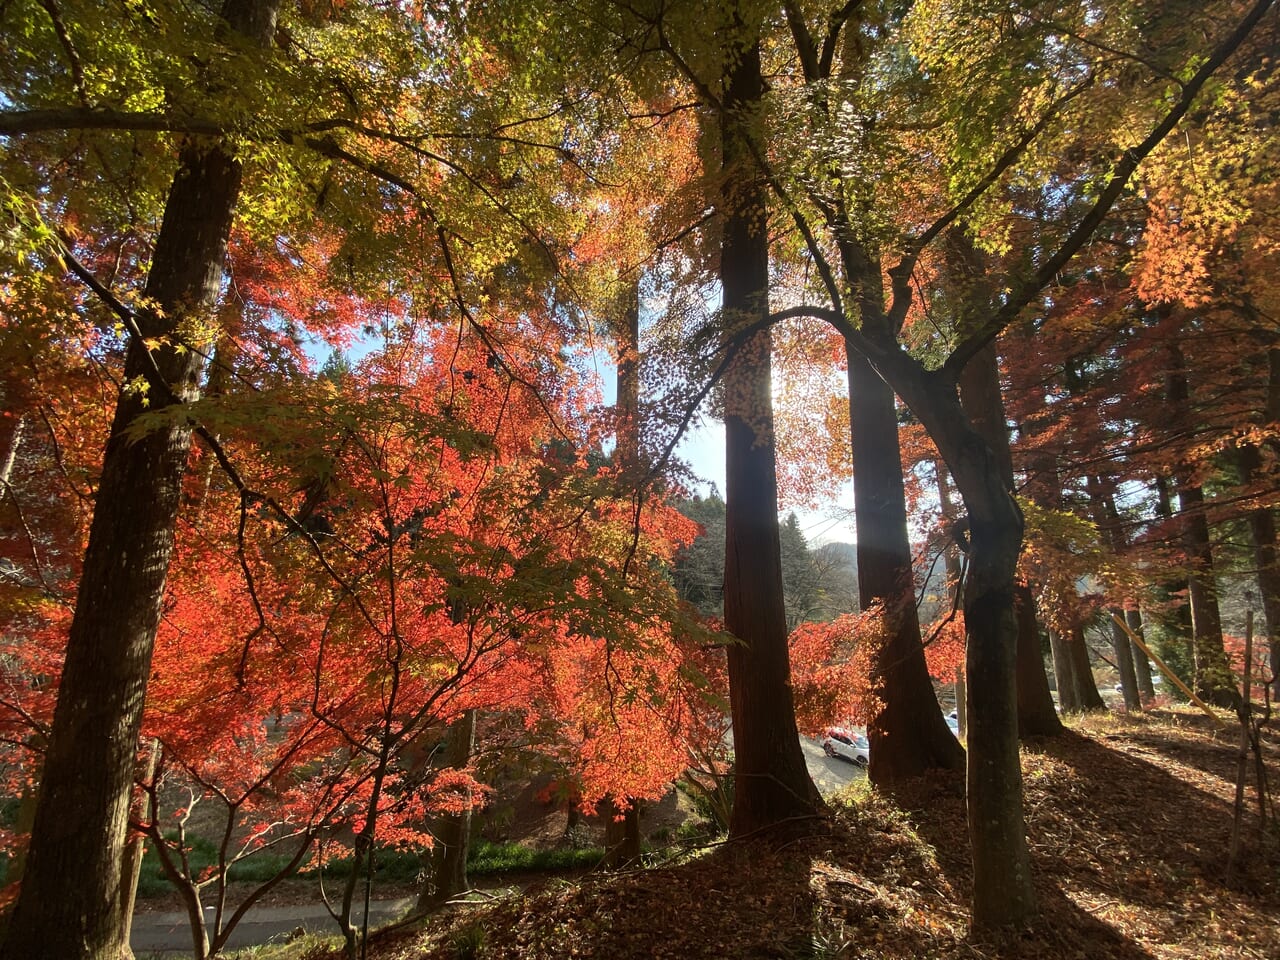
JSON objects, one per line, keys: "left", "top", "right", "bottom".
{"left": 313, "top": 708, "right": 1279, "bottom": 960}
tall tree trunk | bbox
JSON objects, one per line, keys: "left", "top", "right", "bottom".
{"left": 1048, "top": 629, "right": 1078, "bottom": 712}
{"left": 1089, "top": 479, "right": 1140, "bottom": 711}
{"left": 1125, "top": 608, "right": 1158, "bottom": 700}
{"left": 720, "top": 24, "right": 822, "bottom": 839}
{"left": 117, "top": 740, "right": 160, "bottom": 960}
{"left": 1177, "top": 480, "right": 1239, "bottom": 707}
{"left": 955, "top": 326, "right": 1060, "bottom": 736}
{"left": 934, "top": 459, "right": 968, "bottom": 733}
{"left": 1235, "top": 342, "right": 1280, "bottom": 701}
{"left": 847, "top": 342, "right": 964, "bottom": 781}
{"left": 608, "top": 278, "right": 644, "bottom": 858}
{"left": 1108, "top": 616, "right": 1141, "bottom": 711}
{"left": 1241, "top": 472, "right": 1280, "bottom": 702}
{"left": 1153, "top": 473, "right": 1196, "bottom": 672}
{"left": 866, "top": 353, "right": 1036, "bottom": 928}
{"left": 1067, "top": 623, "right": 1106, "bottom": 711}
{"left": 0, "top": 2, "right": 280, "bottom": 957}
{"left": 416, "top": 710, "right": 477, "bottom": 911}
{"left": 1164, "top": 339, "right": 1238, "bottom": 708}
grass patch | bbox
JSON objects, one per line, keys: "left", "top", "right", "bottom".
{"left": 467, "top": 839, "right": 603, "bottom": 875}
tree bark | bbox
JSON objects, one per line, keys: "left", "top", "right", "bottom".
{"left": 865, "top": 353, "right": 1036, "bottom": 928}
{"left": 1089, "top": 480, "right": 1140, "bottom": 711}
{"left": 117, "top": 741, "right": 160, "bottom": 960}
{"left": 608, "top": 278, "right": 644, "bottom": 858}
{"left": 848, "top": 343, "right": 964, "bottom": 781}
{"left": 1153, "top": 473, "right": 1196, "bottom": 670}
{"left": 720, "top": 24, "right": 822, "bottom": 840}
{"left": 934, "top": 459, "right": 968, "bottom": 733}
{"left": 0, "top": 2, "right": 280, "bottom": 957}
{"left": 1067, "top": 623, "right": 1106, "bottom": 711}
{"left": 1125, "top": 608, "right": 1158, "bottom": 700}
{"left": 956, "top": 331, "right": 1061, "bottom": 737}
{"left": 417, "top": 710, "right": 477, "bottom": 911}
{"left": 1234, "top": 344, "right": 1280, "bottom": 701}
{"left": 600, "top": 797, "right": 642, "bottom": 868}
{"left": 1048, "top": 629, "right": 1078, "bottom": 712}
{"left": 1164, "top": 339, "right": 1238, "bottom": 708}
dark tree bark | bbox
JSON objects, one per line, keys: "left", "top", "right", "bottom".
{"left": 117, "top": 741, "right": 160, "bottom": 960}
{"left": 950, "top": 233, "right": 1061, "bottom": 738}
{"left": 0, "top": 3, "right": 280, "bottom": 957}
{"left": 1240, "top": 453, "right": 1280, "bottom": 702}
{"left": 1089, "top": 479, "right": 1141, "bottom": 711}
{"left": 1067, "top": 623, "right": 1107, "bottom": 711}
{"left": 720, "top": 26, "right": 823, "bottom": 840}
{"left": 1165, "top": 337, "right": 1238, "bottom": 708}
{"left": 1235, "top": 343, "right": 1280, "bottom": 701}
{"left": 1177, "top": 480, "right": 1239, "bottom": 707}
{"left": 1108, "top": 615, "right": 1142, "bottom": 711}
{"left": 1153, "top": 473, "right": 1196, "bottom": 667}
{"left": 609, "top": 279, "right": 644, "bottom": 858}
{"left": 417, "top": 710, "right": 477, "bottom": 911}
{"left": 600, "top": 797, "right": 642, "bottom": 868}
{"left": 1125, "top": 608, "right": 1158, "bottom": 700}
{"left": 1048, "top": 630, "right": 1079, "bottom": 712}
{"left": 847, "top": 343, "right": 964, "bottom": 781}
{"left": 863, "top": 355, "right": 1036, "bottom": 928}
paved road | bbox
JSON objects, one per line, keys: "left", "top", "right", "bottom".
{"left": 131, "top": 737, "right": 862, "bottom": 955}
{"left": 800, "top": 734, "right": 866, "bottom": 794}
{"left": 131, "top": 897, "right": 414, "bottom": 957}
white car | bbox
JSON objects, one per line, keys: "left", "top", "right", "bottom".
{"left": 821, "top": 727, "right": 870, "bottom": 766}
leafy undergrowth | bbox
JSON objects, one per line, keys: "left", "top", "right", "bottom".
{"left": 303, "top": 708, "right": 1278, "bottom": 960}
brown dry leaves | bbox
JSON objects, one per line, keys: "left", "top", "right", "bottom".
{"left": 334, "top": 707, "right": 1278, "bottom": 960}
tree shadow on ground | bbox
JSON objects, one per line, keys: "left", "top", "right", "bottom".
{"left": 890, "top": 725, "right": 1279, "bottom": 958}
{"left": 364, "top": 827, "right": 830, "bottom": 960}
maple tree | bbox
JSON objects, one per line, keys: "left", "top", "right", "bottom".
{"left": 2, "top": 0, "right": 1277, "bottom": 953}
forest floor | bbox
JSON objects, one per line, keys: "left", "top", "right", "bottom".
{"left": 286, "top": 705, "right": 1280, "bottom": 960}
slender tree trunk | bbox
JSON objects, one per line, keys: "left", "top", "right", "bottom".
{"left": 609, "top": 278, "right": 644, "bottom": 858}
{"left": 935, "top": 459, "right": 967, "bottom": 734}
{"left": 1125, "top": 608, "right": 1158, "bottom": 700}
{"left": 1165, "top": 337, "right": 1238, "bottom": 709}
{"left": 1108, "top": 616, "right": 1141, "bottom": 711}
{"left": 417, "top": 710, "right": 477, "bottom": 911}
{"left": 1178, "top": 479, "right": 1239, "bottom": 708}
{"left": 0, "top": 6, "right": 279, "bottom": 958}
{"left": 1089, "top": 479, "right": 1140, "bottom": 711}
{"left": 117, "top": 741, "right": 161, "bottom": 960}
{"left": 0, "top": 414, "right": 24, "bottom": 488}
{"left": 1153, "top": 473, "right": 1196, "bottom": 670}
{"left": 847, "top": 342, "right": 964, "bottom": 781}
{"left": 1049, "top": 629, "right": 1078, "bottom": 712}
{"left": 1234, "top": 351, "right": 1280, "bottom": 701}
{"left": 1245, "top": 496, "right": 1280, "bottom": 701}
{"left": 720, "top": 23, "right": 822, "bottom": 839}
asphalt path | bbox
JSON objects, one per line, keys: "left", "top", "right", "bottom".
{"left": 131, "top": 897, "right": 415, "bottom": 957}
{"left": 131, "top": 738, "right": 864, "bottom": 955}
{"left": 799, "top": 733, "right": 867, "bottom": 795}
